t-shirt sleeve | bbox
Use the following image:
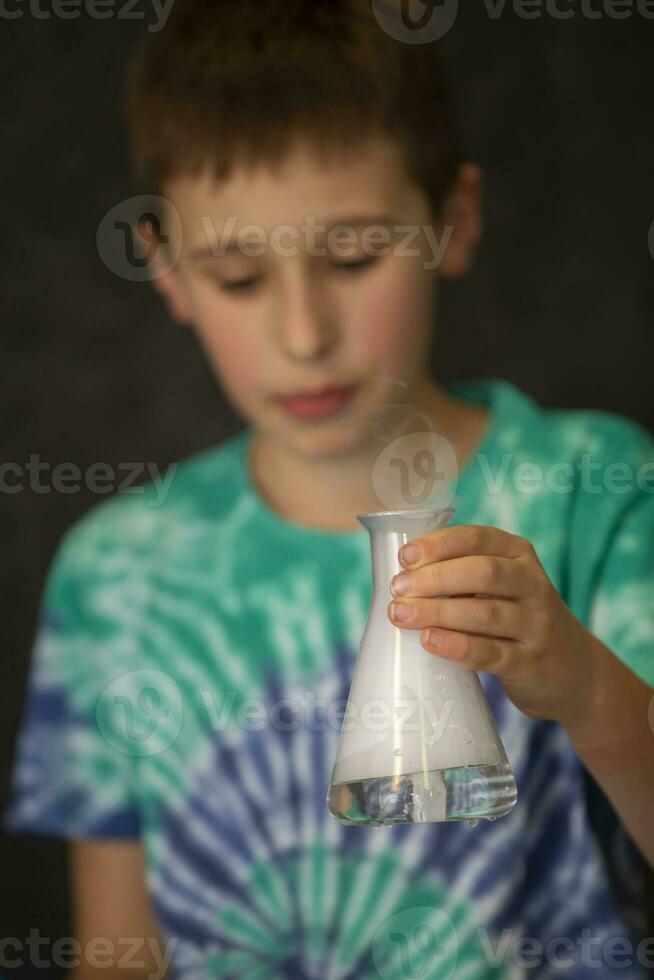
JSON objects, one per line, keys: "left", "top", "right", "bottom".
{"left": 3, "top": 521, "right": 143, "bottom": 839}
{"left": 584, "top": 430, "right": 654, "bottom": 689}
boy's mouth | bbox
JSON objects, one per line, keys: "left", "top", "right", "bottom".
{"left": 276, "top": 382, "right": 360, "bottom": 421}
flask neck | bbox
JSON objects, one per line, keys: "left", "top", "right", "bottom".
{"left": 359, "top": 509, "right": 454, "bottom": 589}
{"left": 369, "top": 529, "right": 407, "bottom": 587}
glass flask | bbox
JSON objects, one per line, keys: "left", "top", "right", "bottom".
{"left": 327, "top": 508, "right": 518, "bottom": 827}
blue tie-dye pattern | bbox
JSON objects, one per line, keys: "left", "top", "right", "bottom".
{"left": 4, "top": 377, "right": 653, "bottom": 979}
{"left": 141, "top": 647, "right": 646, "bottom": 979}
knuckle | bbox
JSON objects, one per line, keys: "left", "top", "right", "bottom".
{"left": 413, "top": 598, "right": 427, "bottom": 621}
{"left": 430, "top": 597, "right": 443, "bottom": 622}
{"left": 426, "top": 562, "right": 441, "bottom": 595}
{"left": 479, "top": 555, "right": 499, "bottom": 584}
{"left": 474, "top": 637, "right": 495, "bottom": 671}
{"left": 457, "top": 632, "right": 473, "bottom": 660}
{"left": 478, "top": 602, "right": 498, "bottom": 629}
{"left": 466, "top": 525, "right": 486, "bottom": 552}
{"left": 521, "top": 536, "right": 537, "bottom": 558}
{"left": 520, "top": 554, "right": 546, "bottom": 591}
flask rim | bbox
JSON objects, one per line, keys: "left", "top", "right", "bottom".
{"left": 356, "top": 507, "right": 454, "bottom": 532}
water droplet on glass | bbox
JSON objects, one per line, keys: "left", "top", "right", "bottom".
{"left": 466, "top": 818, "right": 479, "bottom": 828}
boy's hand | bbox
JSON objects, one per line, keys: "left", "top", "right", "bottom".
{"left": 388, "top": 524, "right": 598, "bottom": 734}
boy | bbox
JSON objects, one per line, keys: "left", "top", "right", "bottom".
{"left": 4, "top": 0, "right": 654, "bottom": 977}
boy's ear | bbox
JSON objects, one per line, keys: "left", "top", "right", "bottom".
{"left": 135, "top": 220, "right": 195, "bottom": 326}
{"left": 437, "top": 163, "right": 484, "bottom": 279}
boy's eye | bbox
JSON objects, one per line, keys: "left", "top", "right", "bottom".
{"left": 330, "top": 255, "right": 379, "bottom": 273}
{"left": 218, "top": 276, "right": 262, "bottom": 294}
{"left": 212, "top": 256, "right": 378, "bottom": 293}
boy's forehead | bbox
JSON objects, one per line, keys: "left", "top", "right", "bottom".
{"left": 164, "top": 137, "right": 429, "bottom": 246}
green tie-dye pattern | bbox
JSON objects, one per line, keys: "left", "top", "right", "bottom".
{"left": 4, "top": 377, "right": 653, "bottom": 979}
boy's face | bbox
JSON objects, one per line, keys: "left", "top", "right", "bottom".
{"left": 152, "top": 137, "right": 480, "bottom": 460}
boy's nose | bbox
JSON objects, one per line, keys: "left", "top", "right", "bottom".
{"left": 274, "top": 271, "right": 337, "bottom": 362}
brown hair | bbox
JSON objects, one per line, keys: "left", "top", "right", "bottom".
{"left": 125, "top": 0, "right": 464, "bottom": 219}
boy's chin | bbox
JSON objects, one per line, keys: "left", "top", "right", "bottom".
{"left": 277, "top": 414, "right": 378, "bottom": 461}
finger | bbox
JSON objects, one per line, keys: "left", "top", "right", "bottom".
{"left": 399, "top": 524, "right": 530, "bottom": 570}
{"left": 420, "top": 627, "right": 520, "bottom": 675}
{"left": 388, "top": 595, "right": 524, "bottom": 640}
{"left": 390, "top": 554, "right": 526, "bottom": 600}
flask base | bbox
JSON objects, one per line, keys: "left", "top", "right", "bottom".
{"left": 327, "top": 761, "right": 517, "bottom": 826}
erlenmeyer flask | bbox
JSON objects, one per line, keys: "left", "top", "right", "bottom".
{"left": 327, "top": 508, "right": 518, "bottom": 827}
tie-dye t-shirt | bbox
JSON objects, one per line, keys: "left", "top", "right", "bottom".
{"left": 4, "top": 377, "right": 654, "bottom": 979}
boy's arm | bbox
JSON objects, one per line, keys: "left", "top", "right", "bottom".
{"left": 563, "top": 632, "right": 654, "bottom": 869}
{"left": 67, "top": 839, "right": 173, "bottom": 979}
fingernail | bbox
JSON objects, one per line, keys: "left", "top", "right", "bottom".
{"left": 391, "top": 601, "right": 414, "bottom": 622}
{"left": 390, "top": 573, "right": 411, "bottom": 596}
{"left": 400, "top": 544, "right": 421, "bottom": 567}
{"left": 425, "top": 630, "right": 443, "bottom": 646}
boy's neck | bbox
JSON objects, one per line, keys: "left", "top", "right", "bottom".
{"left": 247, "top": 379, "right": 489, "bottom": 532}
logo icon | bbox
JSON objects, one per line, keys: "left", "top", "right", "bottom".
{"left": 96, "top": 194, "right": 182, "bottom": 282}
{"left": 372, "top": 906, "right": 458, "bottom": 979}
{"left": 96, "top": 668, "right": 184, "bottom": 756}
{"left": 372, "top": 0, "right": 460, "bottom": 43}
{"left": 371, "top": 405, "right": 458, "bottom": 512}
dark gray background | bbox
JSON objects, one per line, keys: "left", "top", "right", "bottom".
{"left": 1, "top": 2, "right": 653, "bottom": 975}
